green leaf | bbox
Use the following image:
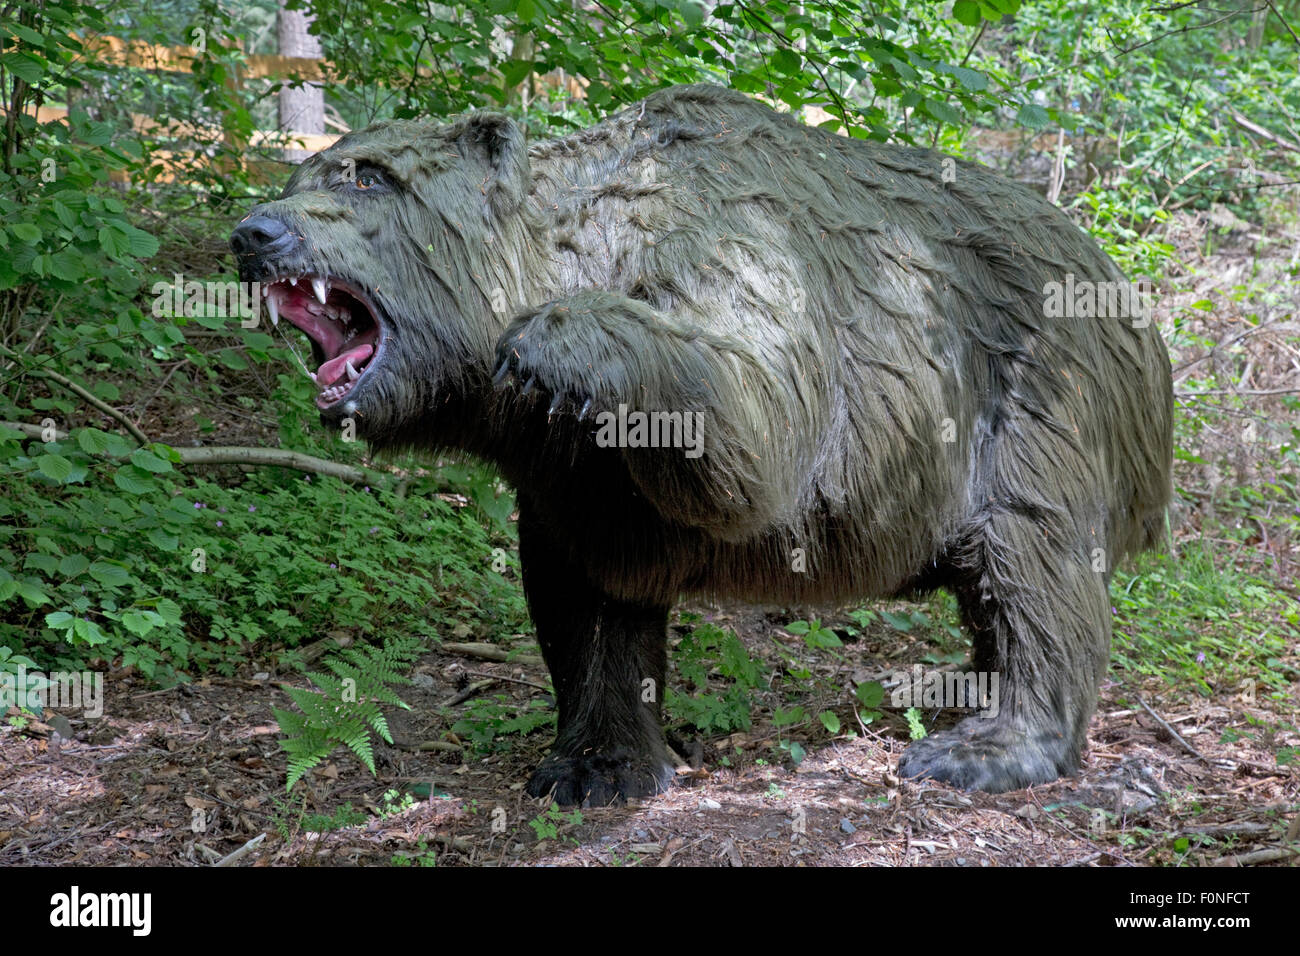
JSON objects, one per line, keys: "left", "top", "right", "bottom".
{"left": 819, "top": 711, "right": 841, "bottom": 734}
{"left": 855, "top": 681, "right": 885, "bottom": 708}
{"left": 1017, "top": 103, "right": 1051, "bottom": 129}
{"left": 98, "top": 225, "right": 128, "bottom": 258}
{"left": 25, "top": 553, "right": 58, "bottom": 574}
{"left": 944, "top": 64, "right": 987, "bottom": 92}
{"left": 501, "top": 59, "right": 533, "bottom": 87}
{"left": 121, "top": 610, "right": 161, "bottom": 636}
{"left": 1, "top": 51, "right": 45, "bottom": 84}
{"left": 147, "top": 528, "right": 179, "bottom": 551}
{"left": 155, "top": 598, "right": 183, "bottom": 624}
{"left": 16, "top": 582, "right": 51, "bottom": 606}
{"left": 130, "top": 448, "right": 172, "bottom": 473}
{"left": 9, "top": 23, "right": 46, "bottom": 45}
{"left": 88, "top": 561, "right": 132, "bottom": 587}
{"left": 922, "top": 97, "right": 962, "bottom": 126}
{"left": 10, "top": 222, "right": 41, "bottom": 242}
{"left": 952, "top": 0, "right": 981, "bottom": 27}
{"left": 76, "top": 428, "right": 111, "bottom": 455}
{"left": 879, "top": 610, "right": 913, "bottom": 631}
{"left": 770, "top": 48, "right": 802, "bottom": 75}
{"left": 122, "top": 225, "right": 158, "bottom": 258}
{"left": 58, "top": 554, "right": 90, "bottom": 577}
{"left": 49, "top": 250, "right": 86, "bottom": 281}
{"left": 52, "top": 199, "right": 78, "bottom": 230}
{"left": 72, "top": 618, "right": 110, "bottom": 645}
{"left": 678, "top": 0, "right": 705, "bottom": 29}
{"left": 36, "top": 453, "right": 72, "bottom": 481}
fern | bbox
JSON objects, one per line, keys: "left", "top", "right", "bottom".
{"left": 274, "top": 634, "right": 422, "bottom": 789}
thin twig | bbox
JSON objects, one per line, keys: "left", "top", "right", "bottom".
{"left": 464, "top": 671, "right": 550, "bottom": 692}
{"left": 1137, "top": 696, "right": 1211, "bottom": 763}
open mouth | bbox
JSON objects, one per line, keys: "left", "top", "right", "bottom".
{"left": 262, "top": 273, "right": 384, "bottom": 410}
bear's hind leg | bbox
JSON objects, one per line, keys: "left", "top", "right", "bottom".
{"left": 518, "top": 505, "right": 674, "bottom": 806}
{"left": 898, "top": 507, "right": 1112, "bottom": 792}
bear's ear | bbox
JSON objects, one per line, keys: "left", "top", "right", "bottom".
{"left": 453, "top": 112, "right": 530, "bottom": 218}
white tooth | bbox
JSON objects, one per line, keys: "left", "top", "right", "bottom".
{"left": 261, "top": 284, "right": 269, "bottom": 298}
{"left": 267, "top": 294, "right": 279, "bottom": 326}
{"left": 346, "top": 361, "right": 359, "bottom": 381}
{"left": 312, "top": 277, "right": 327, "bottom": 304}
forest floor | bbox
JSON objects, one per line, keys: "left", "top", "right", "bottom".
{"left": 2, "top": 201, "right": 1298, "bottom": 867}
{"left": 1, "top": 597, "right": 1296, "bottom": 867}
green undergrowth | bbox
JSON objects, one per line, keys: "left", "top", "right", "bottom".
{"left": 0, "top": 424, "right": 527, "bottom": 681}
{"left": 1112, "top": 546, "right": 1299, "bottom": 703}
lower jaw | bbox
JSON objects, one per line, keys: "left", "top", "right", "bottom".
{"left": 316, "top": 377, "right": 360, "bottom": 409}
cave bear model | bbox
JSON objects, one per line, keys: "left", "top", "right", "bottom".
{"left": 231, "top": 84, "right": 1173, "bottom": 805}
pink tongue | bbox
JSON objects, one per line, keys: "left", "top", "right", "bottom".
{"left": 317, "top": 344, "right": 374, "bottom": 386}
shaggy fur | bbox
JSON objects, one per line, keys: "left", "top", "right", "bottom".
{"left": 232, "top": 84, "right": 1174, "bottom": 805}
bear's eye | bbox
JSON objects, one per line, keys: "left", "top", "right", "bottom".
{"left": 334, "top": 166, "right": 387, "bottom": 192}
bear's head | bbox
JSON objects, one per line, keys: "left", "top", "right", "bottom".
{"left": 230, "top": 113, "right": 533, "bottom": 441}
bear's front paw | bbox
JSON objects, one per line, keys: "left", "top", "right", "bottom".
{"left": 493, "top": 304, "right": 627, "bottom": 421}
{"left": 526, "top": 748, "right": 675, "bottom": 807}
{"left": 898, "top": 717, "right": 1076, "bottom": 793}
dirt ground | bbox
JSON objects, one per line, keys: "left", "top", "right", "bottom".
{"left": 1, "top": 595, "right": 1296, "bottom": 867}
{"left": 2, "top": 201, "right": 1298, "bottom": 867}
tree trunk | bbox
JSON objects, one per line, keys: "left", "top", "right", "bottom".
{"left": 278, "top": 1, "right": 324, "bottom": 163}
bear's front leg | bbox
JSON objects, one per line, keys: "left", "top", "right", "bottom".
{"left": 518, "top": 503, "right": 675, "bottom": 806}
{"left": 493, "top": 291, "right": 816, "bottom": 539}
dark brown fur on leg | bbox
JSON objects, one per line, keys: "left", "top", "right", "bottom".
{"left": 518, "top": 502, "right": 673, "bottom": 805}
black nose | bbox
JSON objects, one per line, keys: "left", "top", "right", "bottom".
{"left": 230, "top": 214, "right": 297, "bottom": 259}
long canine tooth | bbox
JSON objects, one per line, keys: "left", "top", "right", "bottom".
{"left": 346, "top": 360, "right": 359, "bottom": 381}
{"left": 311, "top": 276, "right": 327, "bottom": 304}
{"left": 267, "top": 294, "right": 280, "bottom": 326}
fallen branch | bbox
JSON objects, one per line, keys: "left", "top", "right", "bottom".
{"left": 1211, "top": 845, "right": 1298, "bottom": 867}
{"left": 214, "top": 832, "right": 267, "bottom": 867}
{"left": 441, "top": 678, "right": 498, "bottom": 707}
{"left": 1231, "top": 111, "right": 1300, "bottom": 154}
{"left": 172, "top": 445, "right": 371, "bottom": 483}
{"left": 411, "top": 740, "right": 463, "bottom": 753}
{"left": 441, "top": 642, "right": 544, "bottom": 666}
{"left": 1, "top": 420, "right": 419, "bottom": 488}
{"left": 0, "top": 345, "right": 148, "bottom": 444}
{"left": 465, "top": 671, "right": 550, "bottom": 692}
